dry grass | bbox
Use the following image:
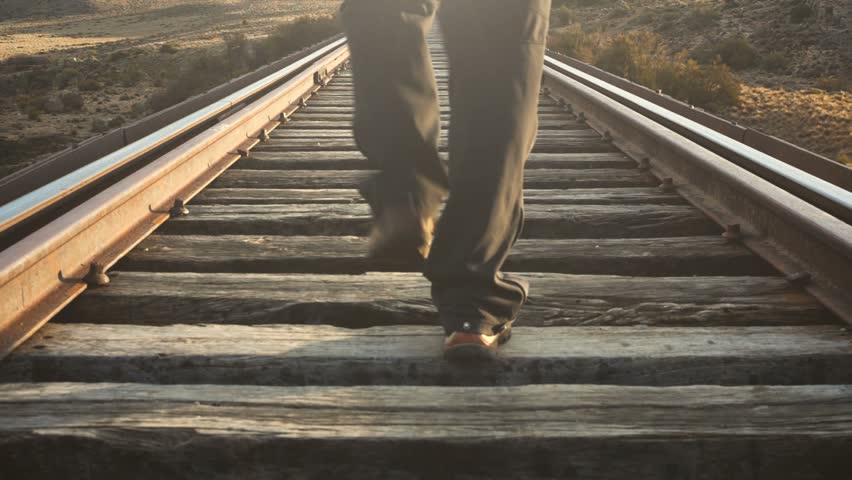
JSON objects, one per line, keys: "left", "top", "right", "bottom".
{"left": 724, "top": 86, "right": 852, "bottom": 163}
{"left": 547, "top": 0, "right": 851, "bottom": 164}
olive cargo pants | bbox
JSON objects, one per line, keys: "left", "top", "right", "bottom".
{"left": 340, "top": 0, "right": 551, "bottom": 335}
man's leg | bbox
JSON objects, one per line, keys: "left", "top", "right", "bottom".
{"left": 340, "top": 0, "right": 448, "bottom": 258}
{"left": 427, "top": 0, "right": 550, "bottom": 339}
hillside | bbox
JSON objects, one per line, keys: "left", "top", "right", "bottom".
{"left": 550, "top": 0, "right": 851, "bottom": 164}
{"left": 0, "top": 1, "right": 339, "bottom": 176}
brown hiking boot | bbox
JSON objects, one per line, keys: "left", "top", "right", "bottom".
{"left": 367, "top": 204, "right": 434, "bottom": 261}
{"left": 443, "top": 323, "right": 513, "bottom": 363}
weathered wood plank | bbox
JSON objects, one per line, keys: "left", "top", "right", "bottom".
{"left": 191, "top": 187, "right": 686, "bottom": 205}
{"left": 296, "top": 105, "right": 572, "bottom": 115}
{"left": 121, "top": 235, "right": 773, "bottom": 276}
{"left": 256, "top": 136, "right": 617, "bottom": 153}
{"left": 267, "top": 129, "right": 598, "bottom": 139}
{"left": 1, "top": 383, "right": 850, "bottom": 479}
{"left": 210, "top": 169, "right": 655, "bottom": 190}
{"left": 280, "top": 118, "right": 583, "bottom": 130}
{"left": 290, "top": 112, "right": 576, "bottom": 121}
{"left": 57, "top": 272, "right": 829, "bottom": 327}
{"left": 158, "top": 203, "right": 718, "bottom": 238}
{"left": 234, "top": 151, "right": 635, "bottom": 170}
{"left": 6, "top": 325, "right": 850, "bottom": 386}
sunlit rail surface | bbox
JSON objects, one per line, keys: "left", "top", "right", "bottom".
{"left": 1, "top": 30, "right": 851, "bottom": 479}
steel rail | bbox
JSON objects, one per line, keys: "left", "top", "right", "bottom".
{"left": 542, "top": 65, "right": 852, "bottom": 324}
{"left": 543, "top": 56, "right": 852, "bottom": 225}
{"left": 0, "top": 41, "right": 350, "bottom": 359}
{"left": 0, "top": 37, "right": 348, "bottom": 237}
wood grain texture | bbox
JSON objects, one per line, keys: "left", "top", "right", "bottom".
{"left": 121, "top": 235, "right": 774, "bottom": 276}
{"left": 234, "top": 151, "right": 635, "bottom": 170}
{"left": 210, "top": 169, "right": 655, "bottom": 190}
{"left": 6, "top": 324, "right": 851, "bottom": 386}
{"left": 279, "top": 117, "right": 585, "bottom": 130}
{"left": 256, "top": 135, "right": 616, "bottom": 153}
{"left": 191, "top": 187, "right": 686, "bottom": 205}
{"left": 267, "top": 129, "right": 599, "bottom": 139}
{"left": 57, "top": 272, "right": 829, "bottom": 327}
{"left": 158, "top": 203, "right": 719, "bottom": 238}
{"left": 1, "top": 383, "right": 850, "bottom": 479}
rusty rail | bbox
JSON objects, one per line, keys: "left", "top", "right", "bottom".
{"left": 545, "top": 51, "right": 852, "bottom": 193}
{"left": 0, "top": 40, "right": 350, "bottom": 358}
{"left": 542, "top": 64, "right": 852, "bottom": 325}
{"left": 0, "top": 38, "right": 347, "bottom": 240}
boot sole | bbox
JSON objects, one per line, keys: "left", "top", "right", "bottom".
{"left": 443, "top": 328, "right": 512, "bottom": 364}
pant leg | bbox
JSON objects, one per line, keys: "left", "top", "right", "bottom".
{"left": 426, "top": 0, "right": 551, "bottom": 335}
{"left": 339, "top": 0, "right": 448, "bottom": 220}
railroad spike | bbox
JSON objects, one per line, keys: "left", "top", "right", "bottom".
{"left": 637, "top": 158, "right": 651, "bottom": 171}
{"left": 258, "top": 129, "right": 270, "bottom": 142}
{"left": 659, "top": 177, "right": 675, "bottom": 192}
{"left": 299, "top": 97, "right": 308, "bottom": 108}
{"left": 603, "top": 131, "right": 614, "bottom": 143}
{"left": 577, "top": 111, "right": 586, "bottom": 123}
{"left": 237, "top": 147, "right": 250, "bottom": 158}
{"left": 83, "top": 263, "right": 110, "bottom": 287}
{"left": 169, "top": 198, "right": 189, "bottom": 217}
{"left": 786, "top": 272, "right": 812, "bottom": 287}
{"left": 722, "top": 224, "right": 742, "bottom": 242}
{"left": 279, "top": 112, "right": 290, "bottom": 122}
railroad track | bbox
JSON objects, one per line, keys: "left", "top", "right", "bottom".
{"left": 1, "top": 30, "right": 852, "bottom": 478}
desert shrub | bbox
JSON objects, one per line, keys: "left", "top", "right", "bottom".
{"left": 109, "top": 50, "right": 130, "bottom": 62}
{"left": 789, "top": 3, "right": 813, "bottom": 23}
{"left": 78, "top": 78, "right": 102, "bottom": 92}
{"left": 704, "top": 36, "right": 757, "bottom": 70}
{"left": 547, "top": 25, "right": 602, "bottom": 63}
{"left": 587, "top": 32, "right": 741, "bottom": 110}
{"left": 224, "top": 32, "right": 251, "bottom": 73}
{"left": 19, "top": 67, "right": 58, "bottom": 93}
{"left": 608, "top": 6, "right": 630, "bottom": 19}
{"left": 762, "top": 51, "right": 790, "bottom": 73}
{"left": 686, "top": 6, "right": 720, "bottom": 29}
{"left": 816, "top": 76, "right": 849, "bottom": 92}
{"left": 16, "top": 94, "right": 47, "bottom": 113}
{"left": 60, "top": 91, "right": 85, "bottom": 111}
{"left": 119, "top": 66, "right": 145, "bottom": 87}
{"left": 551, "top": 5, "right": 576, "bottom": 26}
{"left": 159, "top": 43, "right": 179, "bottom": 54}
{"left": 4, "top": 55, "right": 49, "bottom": 68}
{"left": 252, "top": 15, "right": 341, "bottom": 67}
{"left": 55, "top": 67, "right": 82, "bottom": 89}
{"left": 148, "top": 15, "right": 340, "bottom": 113}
